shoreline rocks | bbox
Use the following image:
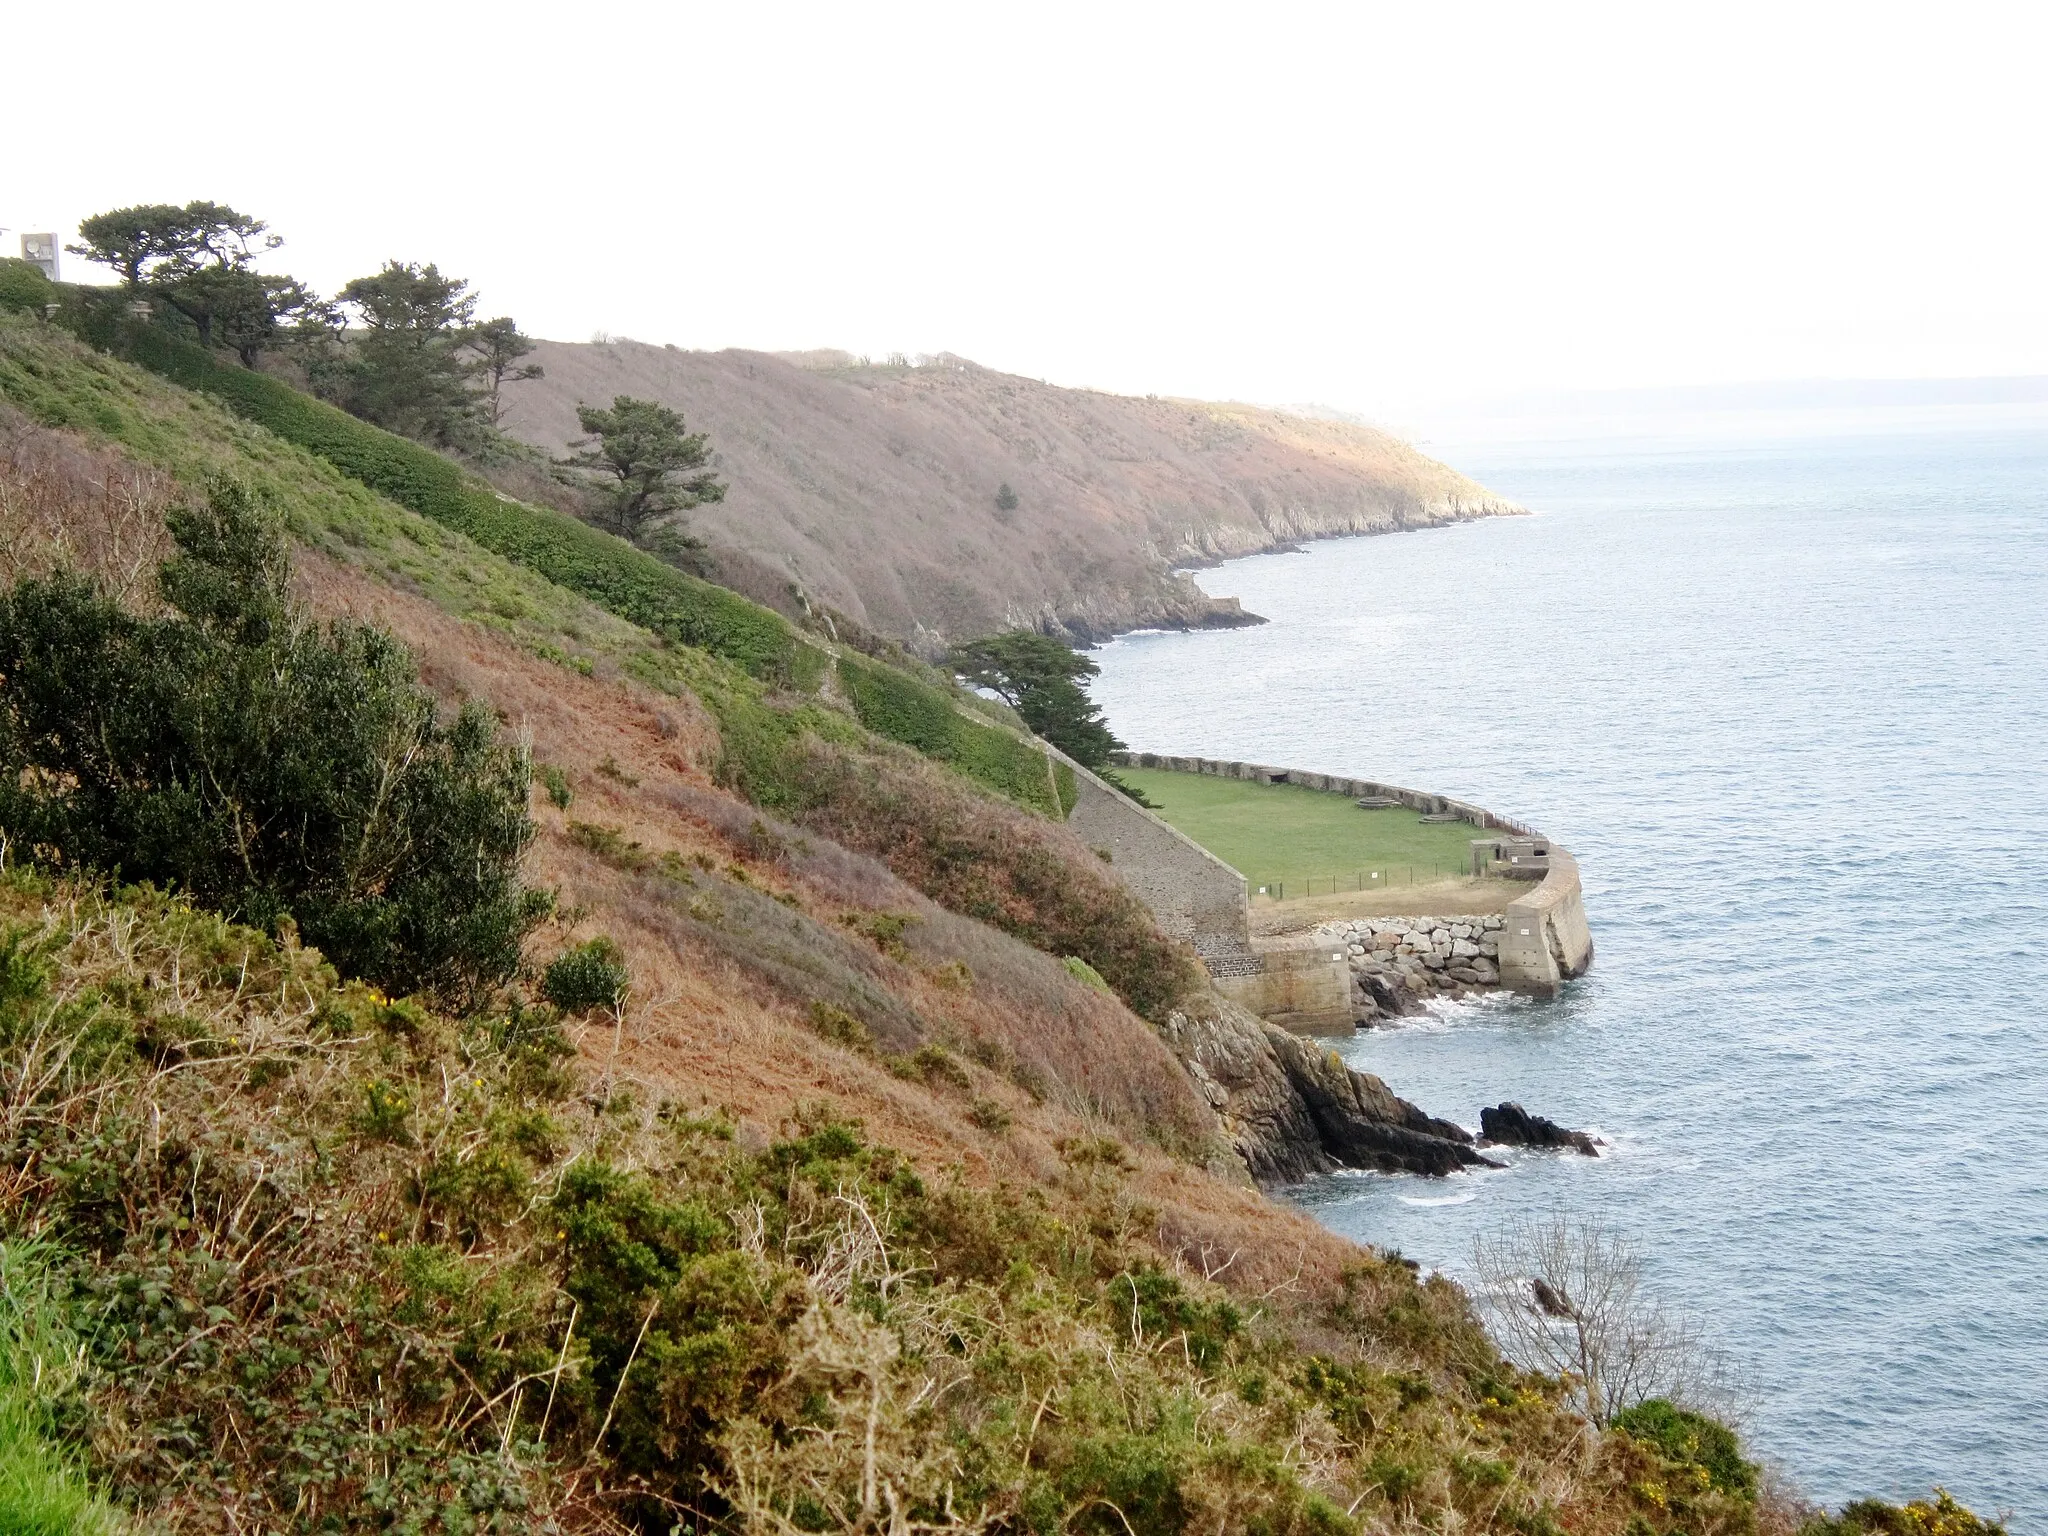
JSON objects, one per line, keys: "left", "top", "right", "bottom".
{"left": 1316, "top": 914, "right": 1508, "bottom": 1021}
{"left": 1161, "top": 1002, "right": 1501, "bottom": 1183}
{"left": 1478, "top": 1101, "right": 1602, "bottom": 1157}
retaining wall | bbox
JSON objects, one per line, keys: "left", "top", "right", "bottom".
{"left": 1498, "top": 849, "right": 1594, "bottom": 996}
{"left": 1053, "top": 747, "right": 1255, "bottom": 966}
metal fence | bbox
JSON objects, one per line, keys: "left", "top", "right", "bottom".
{"left": 1249, "top": 864, "right": 1471, "bottom": 901}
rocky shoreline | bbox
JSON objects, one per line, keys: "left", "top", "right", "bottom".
{"left": 1318, "top": 913, "right": 1511, "bottom": 1020}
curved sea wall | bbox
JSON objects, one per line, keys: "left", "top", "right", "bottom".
{"left": 1093, "top": 752, "right": 1593, "bottom": 1006}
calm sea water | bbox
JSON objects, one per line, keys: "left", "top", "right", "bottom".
{"left": 1090, "top": 428, "right": 2048, "bottom": 1524}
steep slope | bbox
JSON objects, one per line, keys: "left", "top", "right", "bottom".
{"left": 0, "top": 313, "right": 1483, "bottom": 1191}
{"left": 497, "top": 343, "right": 1521, "bottom": 651}
{"left": 0, "top": 312, "right": 1992, "bottom": 1536}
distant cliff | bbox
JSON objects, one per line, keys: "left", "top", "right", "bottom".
{"left": 496, "top": 344, "right": 1522, "bottom": 654}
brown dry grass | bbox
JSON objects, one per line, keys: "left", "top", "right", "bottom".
{"left": 1252, "top": 877, "right": 1515, "bottom": 932}
{"left": 0, "top": 411, "right": 1369, "bottom": 1308}
{"left": 0, "top": 404, "right": 174, "bottom": 604}
{"left": 299, "top": 552, "right": 1363, "bottom": 1305}
{"left": 496, "top": 342, "right": 1522, "bottom": 650}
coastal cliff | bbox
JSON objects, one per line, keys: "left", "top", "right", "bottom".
{"left": 495, "top": 342, "right": 1522, "bottom": 652}
{"left": 1164, "top": 1000, "right": 1494, "bottom": 1182}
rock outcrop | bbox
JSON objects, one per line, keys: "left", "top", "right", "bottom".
{"left": 1478, "top": 1102, "right": 1602, "bottom": 1157}
{"left": 1162, "top": 1002, "right": 1498, "bottom": 1184}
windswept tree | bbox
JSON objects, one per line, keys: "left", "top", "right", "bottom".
{"left": 207, "top": 270, "right": 324, "bottom": 367}
{"left": 69, "top": 203, "right": 214, "bottom": 289}
{"left": 467, "top": 316, "right": 545, "bottom": 425}
{"left": 70, "top": 201, "right": 313, "bottom": 358}
{"left": 559, "top": 395, "right": 725, "bottom": 546}
{"left": 947, "top": 629, "right": 1125, "bottom": 772}
{"left": 334, "top": 261, "right": 481, "bottom": 443}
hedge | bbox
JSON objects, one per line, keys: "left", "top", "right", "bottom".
{"left": 67, "top": 306, "right": 817, "bottom": 688}
{"left": 59, "top": 304, "right": 1080, "bottom": 816}
{"left": 838, "top": 655, "right": 1067, "bottom": 814}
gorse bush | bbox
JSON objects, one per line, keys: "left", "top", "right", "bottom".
{"left": 1612, "top": 1400, "right": 1758, "bottom": 1501}
{"left": 0, "top": 872, "right": 1820, "bottom": 1536}
{"left": 0, "top": 478, "right": 545, "bottom": 1004}
{"left": 540, "top": 936, "right": 630, "bottom": 1014}
{"left": 1800, "top": 1491, "right": 2006, "bottom": 1536}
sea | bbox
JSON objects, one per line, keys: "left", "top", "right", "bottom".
{"left": 1088, "top": 422, "right": 2048, "bottom": 1524}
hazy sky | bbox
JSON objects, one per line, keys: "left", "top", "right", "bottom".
{"left": 8, "top": 1, "right": 2045, "bottom": 414}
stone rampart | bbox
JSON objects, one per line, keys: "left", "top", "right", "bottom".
{"left": 1098, "top": 751, "right": 1592, "bottom": 1003}
{"left": 1498, "top": 849, "right": 1594, "bottom": 996}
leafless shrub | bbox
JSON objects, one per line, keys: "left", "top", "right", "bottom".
{"left": 1473, "top": 1209, "right": 1737, "bottom": 1424}
{"left": 0, "top": 415, "right": 175, "bottom": 602}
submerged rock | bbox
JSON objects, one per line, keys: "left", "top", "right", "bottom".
{"left": 1478, "top": 1101, "right": 1602, "bottom": 1157}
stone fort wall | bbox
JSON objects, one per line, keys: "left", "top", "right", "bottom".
{"left": 1073, "top": 750, "right": 1591, "bottom": 1005}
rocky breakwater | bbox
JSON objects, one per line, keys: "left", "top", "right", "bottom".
{"left": 1319, "top": 914, "right": 1508, "bottom": 1020}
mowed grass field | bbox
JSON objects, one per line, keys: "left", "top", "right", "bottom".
{"left": 1115, "top": 767, "right": 1485, "bottom": 898}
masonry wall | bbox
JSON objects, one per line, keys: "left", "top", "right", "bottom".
{"left": 1497, "top": 850, "right": 1595, "bottom": 997}
{"left": 1056, "top": 747, "right": 1254, "bottom": 965}
{"left": 1102, "top": 751, "right": 1592, "bottom": 1003}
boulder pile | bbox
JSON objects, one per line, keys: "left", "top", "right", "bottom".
{"left": 1315, "top": 914, "right": 1508, "bottom": 1019}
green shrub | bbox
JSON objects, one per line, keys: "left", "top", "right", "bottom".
{"left": 807, "top": 1001, "right": 873, "bottom": 1050}
{"left": 0, "top": 479, "right": 545, "bottom": 1004}
{"left": 967, "top": 1096, "right": 1012, "bottom": 1133}
{"left": 1063, "top": 955, "right": 1114, "bottom": 993}
{"left": 0, "top": 260, "right": 52, "bottom": 317}
{"left": 540, "top": 937, "right": 630, "bottom": 1014}
{"left": 1612, "top": 1399, "right": 1758, "bottom": 1501}
{"left": 1801, "top": 1490, "right": 2005, "bottom": 1536}
{"left": 538, "top": 763, "right": 573, "bottom": 809}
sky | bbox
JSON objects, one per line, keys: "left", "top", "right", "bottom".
{"left": 7, "top": 0, "right": 2047, "bottom": 418}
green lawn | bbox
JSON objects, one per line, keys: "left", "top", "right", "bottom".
{"left": 1115, "top": 767, "right": 1485, "bottom": 898}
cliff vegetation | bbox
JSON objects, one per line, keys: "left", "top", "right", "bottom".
{"left": 0, "top": 296, "right": 1995, "bottom": 1535}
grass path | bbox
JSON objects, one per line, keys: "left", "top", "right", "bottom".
{"left": 1115, "top": 767, "right": 1485, "bottom": 896}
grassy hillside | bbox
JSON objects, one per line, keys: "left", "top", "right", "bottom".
{"left": 0, "top": 308, "right": 1995, "bottom": 1536}
{"left": 12, "top": 307, "right": 1060, "bottom": 820}
{"left": 0, "top": 869, "right": 1784, "bottom": 1535}
{"left": 495, "top": 340, "right": 1524, "bottom": 652}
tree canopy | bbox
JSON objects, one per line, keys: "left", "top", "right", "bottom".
{"left": 947, "top": 630, "right": 1124, "bottom": 771}
{"left": 467, "top": 316, "right": 544, "bottom": 425}
{"left": 70, "top": 201, "right": 297, "bottom": 350}
{"left": 560, "top": 395, "right": 725, "bottom": 546}
{"left": 332, "top": 261, "right": 482, "bottom": 444}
